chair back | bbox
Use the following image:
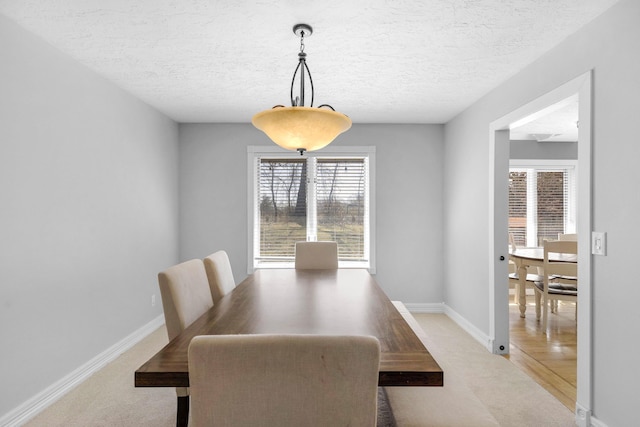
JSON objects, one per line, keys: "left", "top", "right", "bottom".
{"left": 188, "top": 334, "right": 380, "bottom": 427}
{"left": 158, "top": 261, "right": 212, "bottom": 427}
{"left": 509, "top": 232, "right": 517, "bottom": 253}
{"left": 558, "top": 233, "right": 578, "bottom": 241}
{"left": 543, "top": 240, "right": 578, "bottom": 290}
{"left": 294, "top": 241, "right": 339, "bottom": 269}
{"left": 158, "top": 259, "right": 214, "bottom": 342}
{"left": 203, "top": 250, "right": 236, "bottom": 303}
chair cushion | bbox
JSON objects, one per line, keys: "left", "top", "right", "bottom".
{"left": 534, "top": 281, "right": 578, "bottom": 296}
{"left": 550, "top": 274, "right": 577, "bottom": 282}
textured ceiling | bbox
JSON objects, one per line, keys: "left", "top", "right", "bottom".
{"left": 511, "top": 99, "right": 579, "bottom": 142}
{"left": 0, "top": 0, "right": 619, "bottom": 127}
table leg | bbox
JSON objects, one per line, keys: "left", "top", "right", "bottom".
{"left": 177, "top": 395, "right": 189, "bottom": 427}
{"left": 517, "top": 264, "right": 528, "bottom": 318}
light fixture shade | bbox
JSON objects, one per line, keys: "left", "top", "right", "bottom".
{"left": 252, "top": 106, "right": 352, "bottom": 152}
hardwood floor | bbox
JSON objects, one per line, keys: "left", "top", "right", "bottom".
{"left": 504, "top": 293, "right": 577, "bottom": 411}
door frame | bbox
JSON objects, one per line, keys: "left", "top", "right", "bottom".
{"left": 488, "top": 71, "right": 593, "bottom": 424}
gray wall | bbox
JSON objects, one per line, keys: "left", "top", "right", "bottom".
{"left": 510, "top": 140, "right": 577, "bottom": 160}
{"left": 178, "top": 123, "right": 444, "bottom": 303}
{"left": 443, "top": 0, "right": 639, "bottom": 424}
{"left": 0, "top": 15, "right": 179, "bottom": 416}
{"left": 4, "top": 0, "right": 637, "bottom": 424}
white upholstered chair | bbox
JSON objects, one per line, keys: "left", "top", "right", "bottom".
{"left": 158, "top": 259, "right": 214, "bottom": 427}
{"left": 533, "top": 240, "right": 578, "bottom": 333}
{"left": 203, "top": 250, "right": 236, "bottom": 303}
{"left": 294, "top": 241, "right": 339, "bottom": 269}
{"left": 188, "top": 334, "right": 380, "bottom": 427}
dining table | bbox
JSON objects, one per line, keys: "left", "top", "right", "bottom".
{"left": 135, "top": 268, "right": 443, "bottom": 389}
{"left": 509, "top": 247, "right": 577, "bottom": 317}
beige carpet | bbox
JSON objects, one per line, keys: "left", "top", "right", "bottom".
{"left": 24, "top": 314, "right": 575, "bottom": 426}
{"left": 386, "top": 314, "right": 575, "bottom": 427}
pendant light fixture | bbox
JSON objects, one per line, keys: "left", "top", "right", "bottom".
{"left": 252, "top": 24, "right": 352, "bottom": 155}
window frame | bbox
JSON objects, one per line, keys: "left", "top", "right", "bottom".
{"left": 509, "top": 159, "right": 577, "bottom": 247}
{"left": 247, "top": 146, "right": 376, "bottom": 274}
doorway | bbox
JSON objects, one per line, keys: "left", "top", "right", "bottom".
{"left": 488, "top": 71, "right": 593, "bottom": 423}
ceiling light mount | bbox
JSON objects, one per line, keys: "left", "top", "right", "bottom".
{"left": 293, "top": 23, "right": 312, "bottom": 38}
{"left": 252, "top": 23, "right": 351, "bottom": 155}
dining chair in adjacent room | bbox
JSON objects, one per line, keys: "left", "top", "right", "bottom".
{"left": 188, "top": 334, "right": 381, "bottom": 427}
{"left": 508, "top": 233, "right": 542, "bottom": 305}
{"left": 158, "top": 259, "right": 214, "bottom": 427}
{"left": 203, "top": 250, "right": 236, "bottom": 304}
{"left": 558, "top": 233, "right": 578, "bottom": 241}
{"left": 551, "top": 233, "right": 577, "bottom": 311}
{"left": 294, "top": 241, "right": 339, "bottom": 269}
{"left": 533, "top": 240, "right": 578, "bottom": 333}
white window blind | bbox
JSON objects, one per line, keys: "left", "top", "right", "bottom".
{"left": 508, "top": 171, "right": 528, "bottom": 246}
{"left": 536, "top": 171, "right": 567, "bottom": 242}
{"left": 248, "top": 147, "right": 375, "bottom": 272}
{"left": 508, "top": 161, "right": 576, "bottom": 247}
{"left": 315, "top": 158, "right": 369, "bottom": 261}
{"left": 256, "top": 159, "right": 307, "bottom": 261}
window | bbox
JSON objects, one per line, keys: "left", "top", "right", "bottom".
{"left": 248, "top": 146, "right": 375, "bottom": 272}
{"left": 509, "top": 160, "right": 576, "bottom": 247}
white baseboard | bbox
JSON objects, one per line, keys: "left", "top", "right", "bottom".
{"left": 575, "top": 402, "right": 610, "bottom": 427}
{"left": 442, "top": 304, "right": 494, "bottom": 352}
{"left": 0, "top": 315, "right": 165, "bottom": 427}
{"left": 405, "top": 304, "right": 612, "bottom": 427}
{"left": 403, "top": 302, "right": 445, "bottom": 313}
{"left": 403, "top": 302, "right": 492, "bottom": 351}
{"left": 575, "top": 402, "right": 591, "bottom": 427}
{"left": 589, "top": 416, "right": 608, "bottom": 427}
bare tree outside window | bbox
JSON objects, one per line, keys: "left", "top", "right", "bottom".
{"left": 259, "top": 160, "right": 307, "bottom": 259}
{"left": 257, "top": 157, "right": 367, "bottom": 262}
{"left": 316, "top": 159, "right": 366, "bottom": 260}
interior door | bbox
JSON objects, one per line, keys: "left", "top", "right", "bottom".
{"left": 490, "top": 129, "right": 510, "bottom": 354}
{"left": 489, "top": 71, "right": 593, "bottom": 424}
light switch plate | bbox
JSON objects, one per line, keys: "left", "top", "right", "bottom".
{"left": 591, "top": 231, "right": 606, "bottom": 256}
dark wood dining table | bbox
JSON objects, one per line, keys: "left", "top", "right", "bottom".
{"left": 135, "top": 268, "right": 443, "bottom": 388}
